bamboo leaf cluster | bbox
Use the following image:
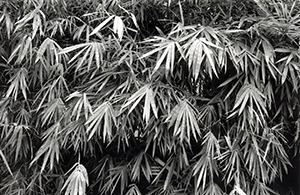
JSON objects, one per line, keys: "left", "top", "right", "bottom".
{"left": 1, "top": 0, "right": 300, "bottom": 194}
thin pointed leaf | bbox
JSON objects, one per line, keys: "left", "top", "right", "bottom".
{"left": 90, "top": 15, "right": 115, "bottom": 36}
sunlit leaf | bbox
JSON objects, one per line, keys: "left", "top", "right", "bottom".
{"left": 34, "top": 75, "right": 69, "bottom": 111}
{"left": 126, "top": 184, "right": 142, "bottom": 195}
{"left": 166, "top": 99, "right": 201, "bottom": 143}
{"left": 66, "top": 92, "right": 93, "bottom": 120}
{"left": 203, "top": 182, "right": 223, "bottom": 195}
{"left": 5, "top": 124, "right": 31, "bottom": 162}
{"left": 8, "top": 35, "right": 33, "bottom": 64}
{"left": 113, "top": 16, "right": 125, "bottom": 41}
{"left": 61, "top": 163, "right": 89, "bottom": 195}
{"left": 30, "top": 122, "right": 61, "bottom": 172}
{"left": 102, "top": 164, "right": 129, "bottom": 195}
{"left": 0, "top": 10, "right": 13, "bottom": 39}
{"left": 85, "top": 102, "right": 116, "bottom": 142}
{"left": 139, "top": 38, "right": 182, "bottom": 77}
{"left": 90, "top": 15, "right": 115, "bottom": 36}
{"left": 6, "top": 67, "right": 28, "bottom": 100}
{"left": 185, "top": 37, "right": 222, "bottom": 79}
{"left": 130, "top": 151, "right": 152, "bottom": 182}
{"left": 0, "top": 149, "right": 13, "bottom": 176}
{"left": 229, "top": 84, "right": 267, "bottom": 120}
{"left": 59, "top": 42, "right": 106, "bottom": 72}
{"left": 41, "top": 98, "right": 66, "bottom": 127}
{"left": 14, "top": 8, "right": 46, "bottom": 38}
{"left": 121, "top": 84, "right": 158, "bottom": 124}
{"left": 35, "top": 38, "right": 66, "bottom": 68}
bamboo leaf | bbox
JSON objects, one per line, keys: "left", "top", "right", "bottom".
{"left": 139, "top": 44, "right": 168, "bottom": 60}
{"left": 113, "top": 16, "right": 124, "bottom": 41}
{"left": 85, "top": 102, "right": 116, "bottom": 142}
{"left": 90, "top": 15, "right": 115, "bottom": 36}
{"left": 152, "top": 45, "right": 169, "bottom": 76}
{"left": 30, "top": 122, "right": 61, "bottom": 172}
{"left": 61, "top": 163, "right": 89, "bottom": 195}
{"left": 121, "top": 85, "right": 157, "bottom": 124}
{"left": 5, "top": 67, "right": 28, "bottom": 100}
{"left": 121, "top": 85, "right": 147, "bottom": 114}
{"left": 163, "top": 160, "right": 174, "bottom": 191}
{"left": 234, "top": 186, "right": 247, "bottom": 195}
{"left": 126, "top": 184, "right": 142, "bottom": 195}
{"left": 41, "top": 98, "right": 66, "bottom": 127}
{"left": 59, "top": 42, "right": 105, "bottom": 72}
{"left": 0, "top": 150, "right": 13, "bottom": 176}
{"left": 166, "top": 100, "right": 200, "bottom": 142}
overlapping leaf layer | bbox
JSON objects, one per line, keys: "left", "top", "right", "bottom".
{"left": 1, "top": 0, "right": 300, "bottom": 194}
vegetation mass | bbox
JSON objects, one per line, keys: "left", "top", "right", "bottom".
{"left": 1, "top": 0, "right": 300, "bottom": 194}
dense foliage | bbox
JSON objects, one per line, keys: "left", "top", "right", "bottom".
{"left": 1, "top": 0, "right": 300, "bottom": 194}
